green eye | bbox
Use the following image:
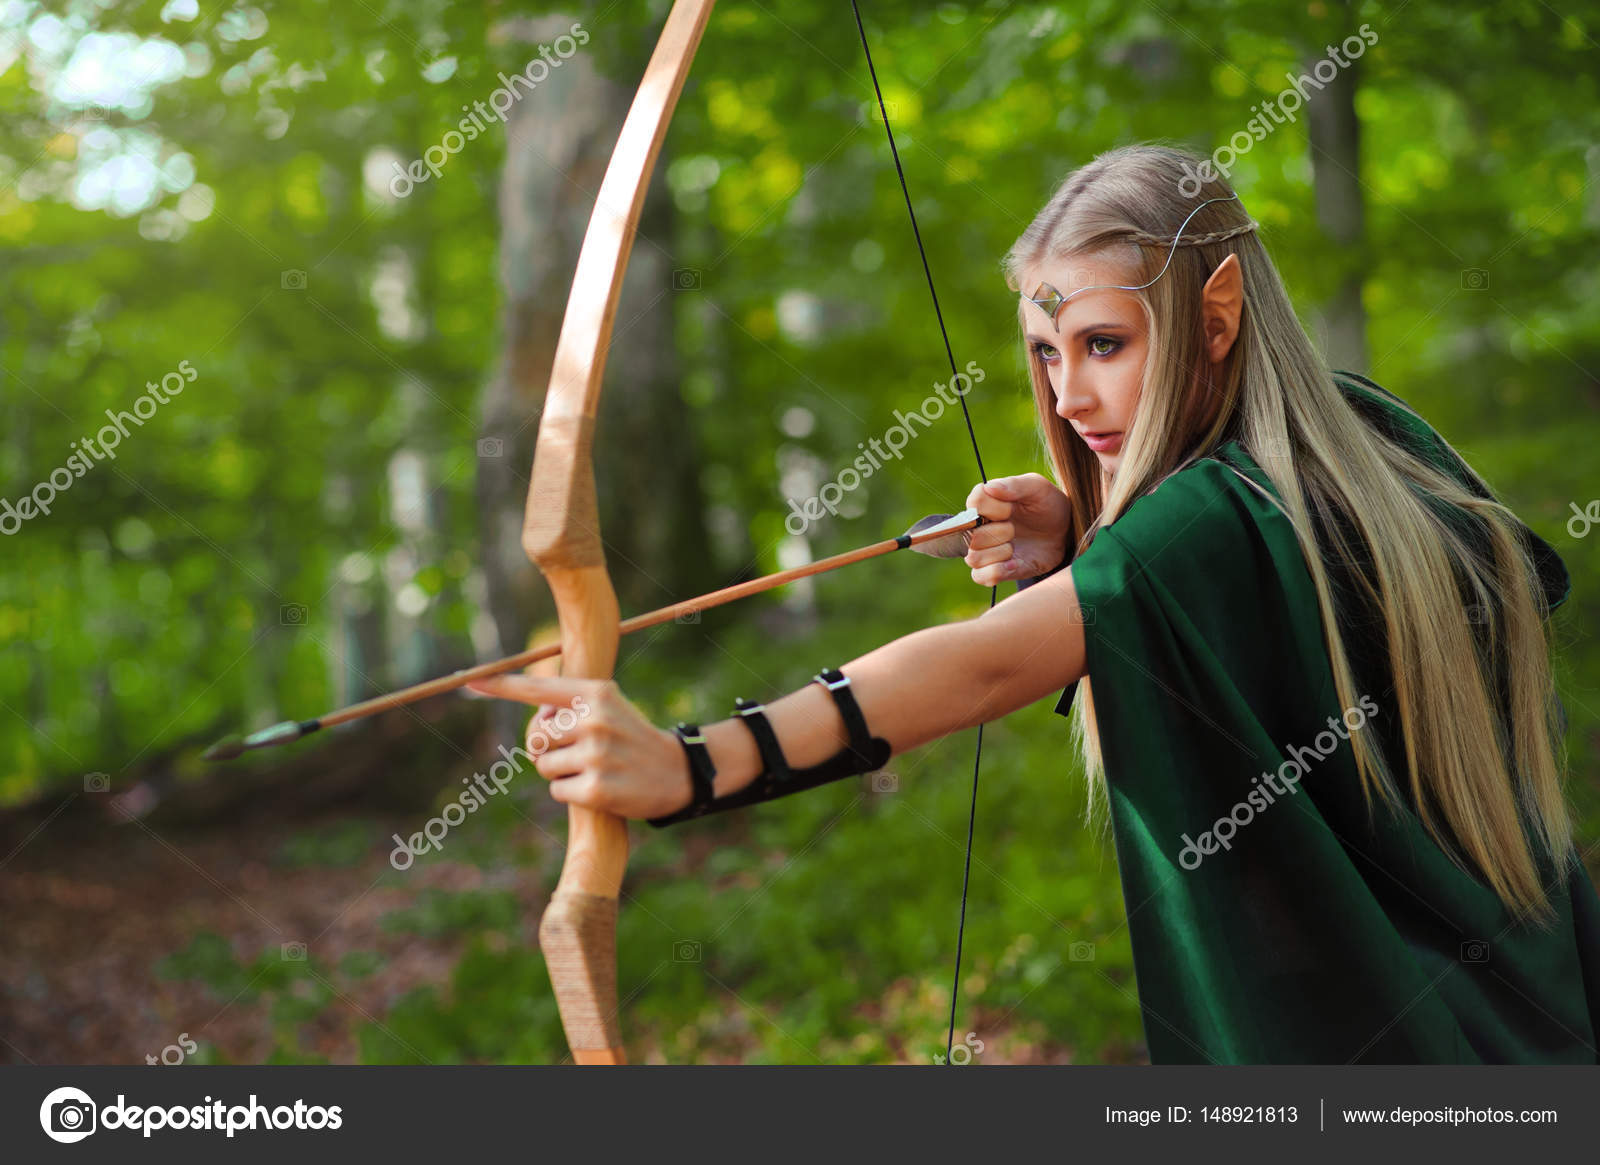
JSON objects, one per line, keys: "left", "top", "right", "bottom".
{"left": 1032, "top": 341, "right": 1060, "bottom": 362}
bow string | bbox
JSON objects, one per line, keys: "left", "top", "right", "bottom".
{"left": 850, "top": 1, "right": 992, "bottom": 1067}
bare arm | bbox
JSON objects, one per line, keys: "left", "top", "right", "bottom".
{"left": 693, "top": 565, "right": 1088, "bottom": 798}
{"left": 465, "top": 503, "right": 1087, "bottom": 819}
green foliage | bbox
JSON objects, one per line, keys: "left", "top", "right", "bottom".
{"left": 9, "top": 0, "right": 1600, "bottom": 1062}
{"left": 156, "top": 931, "right": 338, "bottom": 1060}
{"left": 380, "top": 888, "right": 520, "bottom": 937}
{"left": 360, "top": 939, "right": 566, "bottom": 1065}
{"left": 276, "top": 818, "right": 382, "bottom": 868}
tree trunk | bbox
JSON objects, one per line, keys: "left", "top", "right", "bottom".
{"left": 1306, "top": 6, "right": 1368, "bottom": 373}
{"left": 478, "top": 15, "right": 715, "bottom": 697}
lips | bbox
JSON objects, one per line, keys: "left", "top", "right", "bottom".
{"left": 1078, "top": 430, "right": 1122, "bottom": 453}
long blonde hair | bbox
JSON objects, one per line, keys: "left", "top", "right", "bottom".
{"left": 1008, "top": 143, "right": 1573, "bottom": 922}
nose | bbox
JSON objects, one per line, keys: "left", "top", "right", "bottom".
{"left": 1053, "top": 370, "right": 1095, "bottom": 422}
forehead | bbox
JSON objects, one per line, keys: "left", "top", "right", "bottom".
{"left": 1020, "top": 251, "right": 1140, "bottom": 297}
{"left": 1020, "top": 252, "right": 1146, "bottom": 329}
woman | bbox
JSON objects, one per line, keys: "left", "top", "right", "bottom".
{"left": 471, "top": 144, "right": 1600, "bottom": 1064}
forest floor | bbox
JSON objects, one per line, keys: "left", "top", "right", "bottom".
{"left": 0, "top": 802, "right": 514, "bottom": 1066}
{"left": 1, "top": 794, "right": 1094, "bottom": 1066}
{"left": 0, "top": 706, "right": 1117, "bottom": 1066}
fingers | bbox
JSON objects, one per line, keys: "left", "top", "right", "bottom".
{"left": 532, "top": 736, "right": 588, "bottom": 780}
{"left": 965, "top": 520, "right": 1014, "bottom": 552}
{"left": 999, "top": 472, "right": 1054, "bottom": 500}
{"left": 964, "top": 479, "right": 1012, "bottom": 522}
{"left": 964, "top": 504, "right": 1017, "bottom": 586}
{"left": 546, "top": 772, "right": 602, "bottom": 808}
{"left": 964, "top": 541, "right": 1013, "bottom": 569}
{"left": 975, "top": 474, "right": 1032, "bottom": 502}
{"left": 979, "top": 475, "right": 1023, "bottom": 500}
{"left": 966, "top": 472, "right": 1060, "bottom": 521}
{"left": 466, "top": 675, "right": 678, "bottom": 818}
{"left": 970, "top": 558, "right": 1021, "bottom": 587}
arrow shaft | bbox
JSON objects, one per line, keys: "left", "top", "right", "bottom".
{"left": 313, "top": 515, "right": 974, "bottom": 731}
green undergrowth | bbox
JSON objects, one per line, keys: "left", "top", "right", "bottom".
{"left": 155, "top": 573, "right": 1145, "bottom": 1063}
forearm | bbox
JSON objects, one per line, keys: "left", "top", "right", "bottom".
{"left": 696, "top": 568, "right": 1088, "bottom": 800}
{"left": 696, "top": 623, "right": 988, "bottom": 800}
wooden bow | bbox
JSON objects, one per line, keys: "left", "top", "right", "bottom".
{"left": 521, "top": 0, "right": 716, "bottom": 1065}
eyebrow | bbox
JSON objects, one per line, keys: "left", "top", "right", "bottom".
{"left": 1025, "top": 322, "right": 1129, "bottom": 344}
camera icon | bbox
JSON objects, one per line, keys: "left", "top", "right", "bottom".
{"left": 1459, "top": 939, "right": 1490, "bottom": 965}
{"left": 476, "top": 437, "right": 504, "bottom": 457}
{"left": 870, "top": 771, "right": 898, "bottom": 794}
{"left": 281, "top": 941, "right": 307, "bottom": 962}
{"left": 1259, "top": 437, "right": 1291, "bottom": 463}
{"left": 82, "top": 103, "right": 110, "bottom": 122}
{"left": 280, "top": 603, "right": 308, "bottom": 626}
{"left": 281, "top": 269, "right": 308, "bottom": 290}
{"left": 671, "top": 267, "right": 701, "bottom": 291}
{"left": 83, "top": 772, "right": 111, "bottom": 793}
{"left": 1071, "top": 604, "right": 1097, "bottom": 626}
{"left": 672, "top": 939, "right": 701, "bottom": 963}
{"left": 49, "top": 1098, "right": 95, "bottom": 1137}
{"left": 1460, "top": 268, "right": 1489, "bottom": 291}
{"left": 1069, "top": 940, "right": 1096, "bottom": 962}
{"left": 674, "top": 608, "right": 701, "bottom": 624}
{"left": 40, "top": 1087, "right": 97, "bottom": 1143}
{"left": 1465, "top": 603, "right": 1490, "bottom": 625}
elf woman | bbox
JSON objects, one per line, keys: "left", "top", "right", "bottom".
{"left": 470, "top": 144, "right": 1600, "bottom": 1064}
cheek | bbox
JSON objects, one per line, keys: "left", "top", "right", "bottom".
{"left": 1110, "top": 378, "right": 1141, "bottom": 424}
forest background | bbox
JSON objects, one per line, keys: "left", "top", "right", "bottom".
{"left": 3, "top": 0, "right": 1598, "bottom": 1064}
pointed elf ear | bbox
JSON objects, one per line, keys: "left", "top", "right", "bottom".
{"left": 1201, "top": 253, "right": 1244, "bottom": 363}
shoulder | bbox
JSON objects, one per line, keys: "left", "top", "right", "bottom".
{"left": 1096, "top": 369, "right": 1407, "bottom": 561}
{"left": 1082, "top": 450, "right": 1276, "bottom": 574}
{"left": 1063, "top": 446, "right": 1317, "bottom": 711}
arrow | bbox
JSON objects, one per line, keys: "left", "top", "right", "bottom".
{"left": 202, "top": 509, "right": 979, "bottom": 761}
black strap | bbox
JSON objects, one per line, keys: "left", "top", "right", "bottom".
{"left": 810, "top": 668, "right": 874, "bottom": 759}
{"left": 647, "top": 722, "right": 716, "bottom": 825}
{"left": 773, "top": 668, "right": 891, "bottom": 786}
{"left": 733, "top": 698, "right": 791, "bottom": 794}
{"left": 646, "top": 668, "right": 892, "bottom": 828}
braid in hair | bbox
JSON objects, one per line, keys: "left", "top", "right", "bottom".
{"left": 1124, "top": 219, "right": 1260, "bottom": 248}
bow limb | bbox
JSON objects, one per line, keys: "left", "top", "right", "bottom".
{"left": 521, "top": 0, "right": 716, "bottom": 1066}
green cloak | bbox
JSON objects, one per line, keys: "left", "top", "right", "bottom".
{"left": 1058, "top": 371, "right": 1600, "bottom": 1063}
